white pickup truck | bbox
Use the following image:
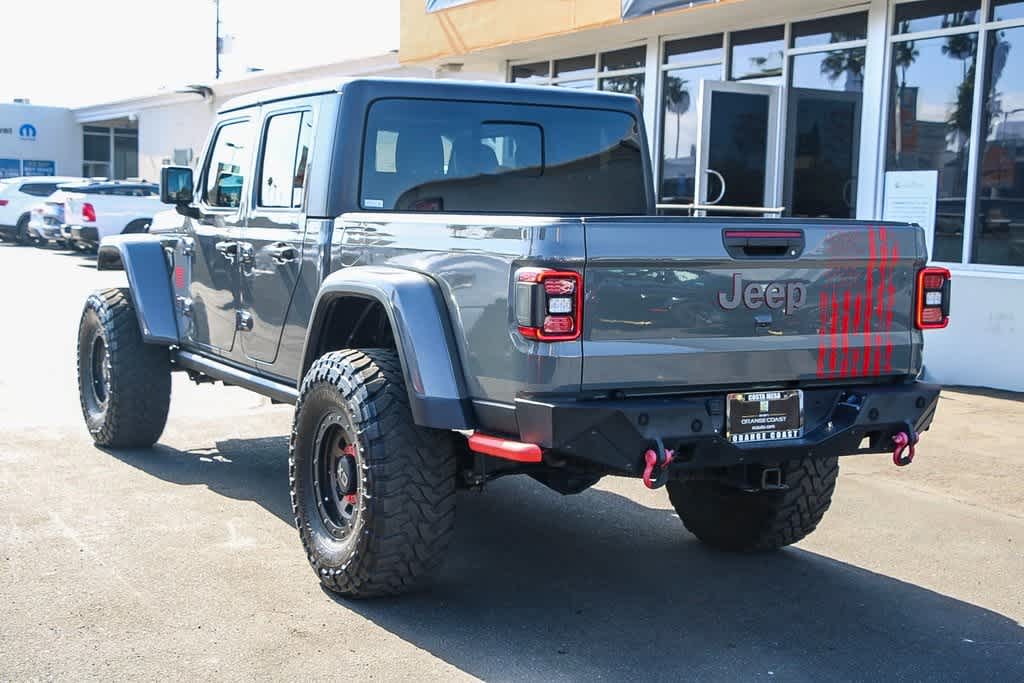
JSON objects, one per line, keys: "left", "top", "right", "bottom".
{"left": 65, "top": 181, "right": 163, "bottom": 250}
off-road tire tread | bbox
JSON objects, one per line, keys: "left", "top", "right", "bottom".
{"left": 290, "top": 349, "right": 456, "bottom": 598}
{"left": 77, "top": 288, "right": 171, "bottom": 447}
{"left": 667, "top": 457, "right": 838, "bottom": 552}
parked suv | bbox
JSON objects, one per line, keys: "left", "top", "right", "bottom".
{"left": 76, "top": 78, "right": 948, "bottom": 598}
{"left": 0, "top": 176, "right": 88, "bottom": 243}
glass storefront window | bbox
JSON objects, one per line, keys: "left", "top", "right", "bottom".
{"left": 791, "top": 12, "right": 868, "bottom": 49}
{"left": 664, "top": 34, "right": 722, "bottom": 66}
{"left": 992, "top": 0, "right": 1024, "bottom": 21}
{"left": 730, "top": 26, "right": 784, "bottom": 82}
{"left": 600, "top": 74, "right": 645, "bottom": 102}
{"left": 554, "top": 55, "right": 596, "bottom": 80}
{"left": 788, "top": 48, "right": 865, "bottom": 218}
{"left": 601, "top": 46, "right": 645, "bottom": 71}
{"left": 113, "top": 135, "right": 138, "bottom": 180}
{"left": 887, "top": 34, "right": 978, "bottom": 262}
{"left": 660, "top": 64, "right": 720, "bottom": 203}
{"left": 84, "top": 134, "right": 110, "bottom": 162}
{"left": 973, "top": 25, "right": 1024, "bottom": 266}
{"left": 511, "top": 62, "right": 549, "bottom": 83}
{"left": 894, "top": 0, "right": 980, "bottom": 35}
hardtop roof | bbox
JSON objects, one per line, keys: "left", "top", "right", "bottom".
{"left": 218, "top": 77, "right": 642, "bottom": 116}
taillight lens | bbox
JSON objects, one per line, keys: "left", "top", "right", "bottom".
{"left": 515, "top": 268, "right": 582, "bottom": 341}
{"left": 915, "top": 266, "right": 951, "bottom": 330}
{"left": 82, "top": 202, "right": 96, "bottom": 222}
{"left": 0, "top": 199, "right": 8, "bottom": 206}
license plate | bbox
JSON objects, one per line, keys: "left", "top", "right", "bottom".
{"left": 726, "top": 390, "right": 803, "bottom": 443}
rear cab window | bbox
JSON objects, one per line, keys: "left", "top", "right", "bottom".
{"left": 19, "top": 183, "right": 58, "bottom": 197}
{"left": 257, "top": 110, "right": 313, "bottom": 209}
{"left": 360, "top": 98, "right": 646, "bottom": 215}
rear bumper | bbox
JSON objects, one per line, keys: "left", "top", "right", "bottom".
{"left": 514, "top": 382, "right": 941, "bottom": 475}
{"left": 70, "top": 226, "right": 99, "bottom": 245}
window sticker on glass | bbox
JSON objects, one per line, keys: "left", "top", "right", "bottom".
{"left": 364, "top": 198, "right": 384, "bottom": 208}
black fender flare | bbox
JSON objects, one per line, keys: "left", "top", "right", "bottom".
{"left": 301, "top": 266, "right": 474, "bottom": 430}
{"left": 96, "top": 234, "right": 179, "bottom": 345}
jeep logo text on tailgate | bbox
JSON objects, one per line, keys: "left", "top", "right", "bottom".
{"left": 718, "top": 274, "right": 807, "bottom": 315}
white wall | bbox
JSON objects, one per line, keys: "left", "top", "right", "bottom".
{"left": 137, "top": 99, "right": 216, "bottom": 181}
{"left": 0, "top": 103, "right": 81, "bottom": 177}
{"left": 921, "top": 272, "right": 1024, "bottom": 392}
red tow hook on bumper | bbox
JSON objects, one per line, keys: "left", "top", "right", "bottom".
{"left": 892, "top": 428, "right": 919, "bottom": 467}
{"left": 642, "top": 442, "right": 675, "bottom": 489}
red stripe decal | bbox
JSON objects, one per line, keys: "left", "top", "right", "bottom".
{"left": 830, "top": 288, "right": 839, "bottom": 376}
{"left": 840, "top": 290, "right": 851, "bottom": 377}
{"left": 852, "top": 293, "right": 862, "bottom": 376}
{"left": 818, "top": 290, "right": 828, "bottom": 378}
{"left": 886, "top": 240, "right": 898, "bottom": 372}
{"left": 863, "top": 228, "right": 876, "bottom": 376}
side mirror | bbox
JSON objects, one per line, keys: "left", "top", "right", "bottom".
{"left": 160, "top": 166, "right": 194, "bottom": 205}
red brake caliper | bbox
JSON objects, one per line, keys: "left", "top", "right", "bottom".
{"left": 342, "top": 444, "right": 358, "bottom": 504}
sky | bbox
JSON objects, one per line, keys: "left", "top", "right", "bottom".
{"left": 1, "top": 0, "right": 399, "bottom": 108}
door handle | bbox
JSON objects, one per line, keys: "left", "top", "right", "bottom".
{"left": 215, "top": 240, "right": 238, "bottom": 263}
{"left": 268, "top": 242, "right": 299, "bottom": 264}
{"left": 705, "top": 168, "right": 727, "bottom": 205}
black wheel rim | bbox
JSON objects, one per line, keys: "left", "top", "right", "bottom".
{"left": 88, "top": 334, "right": 110, "bottom": 408}
{"left": 312, "top": 413, "right": 361, "bottom": 540}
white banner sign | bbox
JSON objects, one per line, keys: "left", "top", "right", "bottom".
{"left": 882, "top": 170, "right": 938, "bottom": 260}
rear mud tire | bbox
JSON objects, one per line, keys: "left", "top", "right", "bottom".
{"left": 290, "top": 349, "right": 457, "bottom": 598}
{"left": 667, "top": 457, "right": 838, "bottom": 552}
{"left": 77, "top": 288, "right": 171, "bottom": 448}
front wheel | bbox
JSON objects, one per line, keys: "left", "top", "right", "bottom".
{"left": 77, "top": 288, "right": 172, "bottom": 447}
{"left": 290, "top": 349, "right": 457, "bottom": 598}
{"left": 14, "top": 214, "right": 30, "bottom": 244}
{"left": 667, "top": 457, "right": 838, "bottom": 552}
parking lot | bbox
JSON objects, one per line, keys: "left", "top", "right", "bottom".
{"left": 0, "top": 240, "right": 1022, "bottom": 680}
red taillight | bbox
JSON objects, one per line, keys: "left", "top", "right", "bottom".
{"left": 515, "top": 268, "right": 583, "bottom": 342}
{"left": 915, "top": 266, "right": 951, "bottom": 330}
{"left": 0, "top": 199, "right": 8, "bottom": 206}
{"left": 82, "top": 202, "right": 96, "bottom": 222}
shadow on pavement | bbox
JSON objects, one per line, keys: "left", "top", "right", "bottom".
{"left": 107, "top": 436, "right": 1024, "bottom": 681}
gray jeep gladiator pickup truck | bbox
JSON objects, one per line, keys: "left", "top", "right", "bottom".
{"left": 76, "top": 78, "right": 950, "bottom": 598}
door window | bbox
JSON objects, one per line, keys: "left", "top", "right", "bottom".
{"left": 204, "top": 120, "right": 252, "bottom": 208}
{"left": 257, "top": 111, "right": 313, "bottom": 209}
{"left": 787, "top": 48, "right": 865, "bottom": 218}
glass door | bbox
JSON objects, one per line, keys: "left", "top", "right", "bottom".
{"left": 694, "top": 80, "right": 782, "bottom": 216}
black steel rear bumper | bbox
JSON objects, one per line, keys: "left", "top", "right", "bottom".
{"left": 70, "top": 226, "right": 99, "bottom": 246}
{"left": 514, "top": 382, "right": 941, "bottom": 475}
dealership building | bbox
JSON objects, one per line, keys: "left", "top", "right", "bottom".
{"left": 401, "top": 0, "right": 1024, "bottom": 392}
{"left": 2, "top": 0, "right": 1023, "bottom": 391}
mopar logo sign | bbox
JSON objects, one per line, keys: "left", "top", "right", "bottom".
{"left": 19, "top": 123, "right": 37, "bottom": 140}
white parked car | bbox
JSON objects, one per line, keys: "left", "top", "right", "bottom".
{"left": 0, "top": 176, "right": 89, "bottom": 244}
{"left": 64, "top": 181, "right": 163, "bottom": 250}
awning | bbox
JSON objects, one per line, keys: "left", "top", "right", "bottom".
{"left": 622, "top": 0, "right": 721, "bottom": 18}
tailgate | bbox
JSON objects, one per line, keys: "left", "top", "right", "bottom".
{"left": 582, "top": 218, "right": 926, "bottom": 391}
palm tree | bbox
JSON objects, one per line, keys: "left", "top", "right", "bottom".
{"left": 663, "top": 75, "right": 690, "bottom": 159}
{"left": 819, "top": 48, "right": 865, "bottom": 91}
{"left": 892, "top": 21, "right": 920, "bottom": 166}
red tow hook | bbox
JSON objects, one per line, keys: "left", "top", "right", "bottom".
{"left": 642, "top": 443, "right": 675, "bottom": 490}
{"left": 891, "top": 429, "right": 919, "bottom": 467}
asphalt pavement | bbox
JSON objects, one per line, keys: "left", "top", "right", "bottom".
{"left": 1, "top": 240, "right": 1022, "bottom": 681}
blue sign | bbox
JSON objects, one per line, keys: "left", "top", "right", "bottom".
{"left": 0, "top": 159, "right": 20, "bottom": 179}
{"left": 22, "top": 160, "right": 54, "bottom": 176}
{"left": 18, "top": 123, "right": 37, "bottom": 140}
